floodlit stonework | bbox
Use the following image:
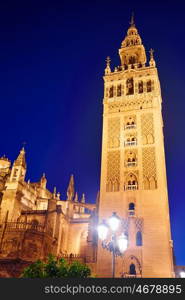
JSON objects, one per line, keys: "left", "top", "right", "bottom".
{"left": 0, "top": 16, "right": 175, "bottom": 277}
{"left": 0, "top": 152, "right": 97, "bottom": 277}
{"left": 96, "top": 16, "right": 174, "bottom": 278}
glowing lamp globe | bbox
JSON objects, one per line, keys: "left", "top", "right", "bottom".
{"left": 97, "top": 222, "right": 108, "bottom": 240}
{"left": 180, "top": 271, "right": 185, "bottom": 278}
{"left": 117, "top": 234, "right": 128, "bottom": 253}
{"left": 108, "top": 212, "right": 120, "bottom": 231}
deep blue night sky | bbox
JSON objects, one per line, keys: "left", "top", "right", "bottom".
{"left": 0, "top": 0, "right": 185, "bottom": 265}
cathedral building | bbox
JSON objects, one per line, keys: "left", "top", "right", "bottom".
{"left": 0, "top": 150, "right": 97, "bottom": 277}
{"left": 0, "top": 16, "right": 175, "bottom": 277}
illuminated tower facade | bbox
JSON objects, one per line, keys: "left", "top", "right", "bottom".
{"left": 96, "top": 17, "right": 174, "bottom": 278}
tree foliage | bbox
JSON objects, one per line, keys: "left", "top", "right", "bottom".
{"left": 21, "top": 255, "right": 91, "bottom": 278}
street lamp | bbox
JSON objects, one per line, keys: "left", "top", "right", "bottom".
{"left": 180, "top": 271, "right": 185, "bottom": 278}
{"left": 97, "top": 212, "right": 128, "bottom": 278}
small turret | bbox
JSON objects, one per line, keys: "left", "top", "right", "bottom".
{"left": 0, "top": 155, "right": 11, "bottom": 170}
{"left": 10, "top": 147, "right": 27, "bottom": 182}
{"left": 40, "top": 173, "right": 47, "bottom": 189}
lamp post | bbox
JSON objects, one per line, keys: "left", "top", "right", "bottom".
{"left": 97, "top": 212, "right": 128, "bottom": 278}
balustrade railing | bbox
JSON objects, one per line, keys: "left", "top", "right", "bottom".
{"left": 124, "top": 185, "right": 138, "bottom": 191}
{"left": 124, "top": 141, "right": 137, "bottom": 146}
{"left": 125, "top": 124, "right": 136, "bottom": 129}
{"left": 127, "top": 161, "right": 137, "bottom": 167}
{"left": 5, "top": 222, "right": 45, "bottom": 233}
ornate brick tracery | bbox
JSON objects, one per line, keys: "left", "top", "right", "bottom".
{"left": 107, "top": 118, "right": 120, "bottom": 148}
{"left": 141, "top": 113, "right": 154, "bottom": 144}
{"left": 106, "top": 150, "right": 120, "bottom": 192}
{"left": 142, "top": 147, "right": 157, "bottom": 189}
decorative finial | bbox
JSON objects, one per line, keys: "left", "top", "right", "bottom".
{"left": 130, "top": 12, "right": 135, "bottom": 27}
{"left": 74, "top": 192, "right": 78, "bottom": 202}
{"left": 149, "top": 48, "right": 154, "bottom": 59}
{"left": 81, "top": 193, "right": 85, "bottom": 203}
{"left": 53, "top": 186, "right": 56, "bottom": 196}
{"left": 149, "top": 49, "right": 156, "bottom": 67}
{"left": 106, "top": 56, "right": 111, "bottom": 67}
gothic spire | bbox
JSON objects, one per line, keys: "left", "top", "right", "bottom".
{"left": 67, "top": 174, "right": 75, "bottom": 201}
{"left": 14, "top": 147, "right": 26, "bottom": 169}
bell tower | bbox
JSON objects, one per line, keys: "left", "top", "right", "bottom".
{"left": 96, "top": 16, "right": 174, "bottom": 278}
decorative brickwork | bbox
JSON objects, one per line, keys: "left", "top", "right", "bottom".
{"left": 106, "top": 150, "right": 120, "bottom": 192}
{"left": 108, "top": 97, "right": 153, "bottom": 113}
{"left": 142, "top": 147, "right": 157, "bottom": 189}
{"left": 141, "top": 113, "right": 154, "bottom": 144}
{"left": 134, "top": 218, "right": 143, "bottom": 232}
{"left": 107, "top": 118, "right": 120, "bottom": 148}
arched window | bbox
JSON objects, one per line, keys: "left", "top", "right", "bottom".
{"left": 126, "top": 78, "right": 134, "bottom": 95}
{"left": 129, "top": 202, "right": 135, "bottom": 210}
{"left": 109, "top": 86, "right": 113, "bottom": 98}
{"left": 125, "top": 115, "right": 136, "bottom": 128}
{"left": 117, "top": 85, "right": 121, "bottom": 97}
{"left": 138, "top": 81, "right": 143, "bottom": 93}
{"left": 126, "top": 174, "right": 138, "bottom": 190}
{"left": 147, "top": 80, "right": 152, "bottom": 92}
{"left": 31, "top": 219, "right": 39, "bottom": 229}
{"left": 129, "top": 264, "right": 136, "bottom": 275}
{"left": 129, "top": 56, "right": 136, "bottom": 64}
{"left": 136, "top": 231, "right": 142, "bottom": 246}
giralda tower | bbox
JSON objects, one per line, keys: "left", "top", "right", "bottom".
{"left": 96, "top": 16, "right": 174, "bottom": 278}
